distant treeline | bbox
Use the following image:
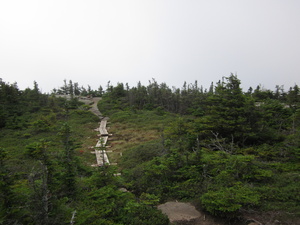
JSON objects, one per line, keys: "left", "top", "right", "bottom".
{"left": 100, "top": 74, "right": 300, "bottom": 146}
{"left": 52, "top": 79, "right": 104, "bottom": 97}
{"left": 51, "top": 77, "right": 299, "bottom": 114}
{"left": 0, "top": 79, "right": 48, "bottom": 128}
{"left": 0, "top": 78, "right": 85, "bottom": 129}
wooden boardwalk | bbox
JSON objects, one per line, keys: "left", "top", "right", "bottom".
{"left": 96, "top": 136, "right": 108, "bottom": 147}
{"left": 99, "top": 119, "right": 109, "bottom": 136}
{"left": 93, "top": 118, "right": 110, "bottom": 166}
{"left": 94, "top": 149, "right": 110, "bottom": 166}
{"left": 65, "top": 96, "right": 111, "bottom": 167}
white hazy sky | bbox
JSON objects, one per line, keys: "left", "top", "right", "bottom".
{"left": 0, "top": 0, "right": 299, "bottom": 93}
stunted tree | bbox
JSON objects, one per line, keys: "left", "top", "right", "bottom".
{"left": 74, "top": 82, "right": 81, "bottom": 96}
{"left": 26, "top": 140, "right": 52, "bottom": 225}
{"left": 0, "top": 147, "right": 15, "bottom": 223}
{"left": 203, "top": 74, "right": 256, "bottom": 146}
{"left": 287, "top": 84, "right": 300, "bottom": 107}
{"left": 69, "top": 80, "right": 74, "bottom": 98}
{"left": 58, "top": 123, "right": 77, "bottom": 198}
{"left": 98, "top": 85, "right": 104, "bottom": 97}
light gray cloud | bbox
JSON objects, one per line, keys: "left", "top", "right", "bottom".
{"left": 0, "top": 0, "right": 299, "bottom": 93}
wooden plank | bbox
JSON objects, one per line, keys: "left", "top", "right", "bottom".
{"left": 95, "top": 150, "right": 110, "bottom": 166}
{"left": 100, "top": 120, "right": 107, "bottom": 128}
{"left": 92, "top": 117, "right": 111, "bottom": 166}
{"left": 95, "top": 136, "right": 108, "bottom": 148}
{"left": 99, "top": 120, "right": 108, "bottom": 136}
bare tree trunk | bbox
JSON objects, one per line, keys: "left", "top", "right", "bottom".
{"left": 70, "top": 210, "right": 77, "bottom": 225}
{"left": 41, "top": 161, "right": 49, "bottom": 225}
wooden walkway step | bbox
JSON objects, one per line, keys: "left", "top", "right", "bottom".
{"left": 95, "top": 136, "right": 108, "bottom": 147}
{"left": 99, "top": 118, "right": 109, "bottom": 136}
{"left": 92, "top": 117, "right": 112, "bottom": 167}
{"left": 95, "top": 150, "right": 110, "bottom": 166}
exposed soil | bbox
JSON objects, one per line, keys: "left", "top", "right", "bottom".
{"left": 79, "top": 97, "right": 102, "bottom": 117}
{"left": 158, "top": 201, "right": 227, "bottom": 225}
{"left": 158, "top": 201, "right": 300, "bottom": 225}
{"left": 240, "top": 209, "right": 300, "bottom": 225}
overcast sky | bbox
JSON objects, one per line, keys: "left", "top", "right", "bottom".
{"left": 0, "top": 0, "right": 299, "bottom": 93}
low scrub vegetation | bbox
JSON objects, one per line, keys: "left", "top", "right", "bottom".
{"left": 0, "top": 79, "right": 169, "bottom": 224}
{"left": 1, "top": 75, "right": 299, "bottom": 224}
{"left": 99, "top": 75, "right": 300, "bottom": 223}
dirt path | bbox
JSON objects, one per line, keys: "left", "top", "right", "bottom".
{"left": 57, "top": 95, "right": 102, "bottom": 117}
{"left": 89, "top": 97, "right": 102, "bottom": 118}
{"left": 79, "top": 97, "right": 102, "bottom": 118}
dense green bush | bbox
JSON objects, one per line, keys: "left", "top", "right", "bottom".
{"left": 200, "top": 184, "right": 260, "bottom": 216}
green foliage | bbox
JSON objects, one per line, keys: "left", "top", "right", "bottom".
{"left": 25, "top": 140, "right": 51, "bottom": 159}
{"left": 0, "top": 147, "right": 14, "bottom": 222}
{"left": 119, "top": 203, "right": 169, "bottom": 225}
{"left": 201, "top": 184, "right": 260, "bottom": 216}
{"left": 76, "top": 185, "right": 169, "bottom": 225}
{"left": 0, "top": 79, "right": 170, "bottom": 224}
{"left": 139, "top": 192, "right": 160, "bottom": 206}
{"left": 98, "top": 75, "right": 300, "bottom": 221}
{"left": 31, "top": 119, "right": 51, "bottom": 132}
{"left": 120, "top": 141, "right": 165, "bottom": 169}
